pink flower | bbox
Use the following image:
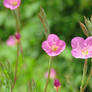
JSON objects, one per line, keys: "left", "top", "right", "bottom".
{"left": 6, "top": 36, "right": 16, "bottom": 46}
{"left": 42, "top": 34, "right": 66, "bottom": 56}
{"left": 71, "top": 37, "right": 92, "bottom": 59}
{"left": 45, "top": 68, "right": 56, "bottom": 79}
{"left": 3, "top": 0, "right": 21, "bottom": 10}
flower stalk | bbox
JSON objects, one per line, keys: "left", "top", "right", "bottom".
{"left": 80, "top": 59, "right": 87, "bottom": 92}
{"left": 81, "top": 59, "right": 92, "bottom": 92}
{"left": 11, "top": 9, "right": 20, "bottom": 92}
{"left": 38, "top": 8, "right": 50, "bottom": 38}
{"left": 44, "top": 56, "right": 52, "bottom": 92}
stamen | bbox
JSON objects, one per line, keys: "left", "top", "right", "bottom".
{"left": 82, "top": 50, "right": 88, "bottom": 55}
{"left": 12, "top": 1, "right": 17, "bottom": 6}
{"left": 52, "top": 45, "right": 58, "bottom": 51}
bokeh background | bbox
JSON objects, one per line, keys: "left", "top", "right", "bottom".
{"left": 0, "top": 0, "right": 92, "bottom": 92}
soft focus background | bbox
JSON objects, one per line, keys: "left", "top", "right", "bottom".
{"left": 0, "top": 0, "right": 92, "bottom": 92}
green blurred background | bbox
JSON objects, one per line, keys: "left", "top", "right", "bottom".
{"left": 0, "top": 0, "right": 92, "bottom": 92}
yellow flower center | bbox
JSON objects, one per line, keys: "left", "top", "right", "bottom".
{"left": 12, "top": 1, "right": 17, "bottom": 6}
{"left": 81, "top": 50, "right": 88, "bottom": 55}
{"left": 51, "top": 45, "right": 58, "bottom": 51}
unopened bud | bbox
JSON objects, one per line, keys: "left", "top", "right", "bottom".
{"left": 54, "top": 79, "right": 61, "bottom": 91}
{"left": 15, "top": 32, "right": 21, "bottom": 40}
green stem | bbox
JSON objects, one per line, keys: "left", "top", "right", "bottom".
{"left": 56, "top": 89, "right": 58, "bottom": 92}
{"left": 11, "top": 44, "right": 19, "bottom": 92}
{"left": 20, "top": 41, "right": 24, "bottom": 63}
{"left": 44, "top": 56, "right": 52, "bottom": 92}
{"left": 80, "top": 59, "right": 87, "bottom": 92}
{"left": 11, "top": 9, "right": 20, "bottom": 92}
{"left": 13, "top": 10, "right": 20, "bottom": 32}
{"left": 81, "top": 59, "right": 92, "bottom": 92}
{"left": 27, "top": 81, "right": 31, "bottom": 92}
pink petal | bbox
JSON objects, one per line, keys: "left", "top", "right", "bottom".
{"left": 56, "top": 40, "right": 66, "bottom": 52}
{"left": 49, "top": 40, "right": 66, "bottom": 56}
{"left": 71, "top": 48, "right": 91, "bottom": 59}
{"left": 50, "top": 68, "right": 56, "bottom": 79}
{"left": 6, "top": 36, "right": 16, "bottom": 46}
{"left": 71, "top": 37, "right": 84, "bottom": 49}
{"left": 42, "top": 41, "right": 52, "bottom": 55}
{"left": 71, "top": 49, "right": 83, "bottom": 58}
{"left": 84, "top": 37, "right": 92, "bottom": 46}
{"left": 47, "top": 34, "right": 59, "bottom": 43}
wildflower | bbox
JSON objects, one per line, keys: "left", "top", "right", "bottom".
{"left": 6, "top": 36, "right": 16, "bottom": 46}
{"left": 3, "top": 0, "right": 21, "bottom": 10}
{"left": 71, "top": 37, "right": 92, "bottom": 59}
{"left": 42, "top": 34, "right": 66, "bottom": 56}
{"left": 54, "top": 79, "right": 61, "bottom": 91}
{"left": 45, "top": 68, "right": 56, "bottom": 79}
{"left": 7, "top": 32, "right": 20, "bottom": 46}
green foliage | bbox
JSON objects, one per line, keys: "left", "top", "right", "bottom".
{"left": 0, "top": 0, "right": 92, "bottom": 92}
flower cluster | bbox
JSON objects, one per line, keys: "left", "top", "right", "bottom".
{"left": 3, "top": 0, "right": 92, "bottom": 91}
{"left": 42, "top": 34, "right": 92, "bottom": 59}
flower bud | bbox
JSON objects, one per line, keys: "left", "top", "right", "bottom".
{"left": 15, "top": 32, "right": 21, "bottom": 40}
{"left": 84, "top": 16, "right": 92, "bottom": 35}
{"left": 54, "top": 79, "right": 61, "bottom": 91}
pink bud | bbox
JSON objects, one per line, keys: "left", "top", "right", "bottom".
{"left": 45, "top": 68, "right": 56, "bottom": 79}
{"left": 15, "top": 32, "right": 21, "bottom": 40}
{"left": 54, "top": 79, "right": 61, "bottom": 91}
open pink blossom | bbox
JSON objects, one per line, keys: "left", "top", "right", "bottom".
{"left": 42, "top": 34, "right": 66, "bottom": 56}
{"left": 71, "top": 37, "right": 92, "bottom": 59}
{"left": 6, "top": 36, "right": 16, "bottom": 46}
{"left": 45, "top": 68, "right": 56, "bottom": 79}
{"left": 3, "top": 0, "right": 21, "bottom": 10}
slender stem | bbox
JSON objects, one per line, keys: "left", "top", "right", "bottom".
{"left": 80, "top": 59, "right": 87, "bottom": 92}
{"left": 20, "top": 42, "right": 24, "bottom": 62}
{"left": 56, "top": 89, "right": 58, "bottom": 92}
{"left": 44, "top": 56, "right": 52, "bottom": 92}
{"left": 81, "top": 60, "right": 92, "bottom": 92}
{"left": 28, "top": 81, "right": 31, "bottom": 92}
{"left": 38, "top": 14, "right": 48, "bottom": 38}
{"left": 11, "top": 44, "right": 19, "bottom": 92}
{"left": 13, "top": 10, "right": 20, "bottom": 32}
{"left": 15, "top": 9, "right": 24, "bottom": 63}
{"left": 11, "top": 9, "right": 20, "bottom": 92}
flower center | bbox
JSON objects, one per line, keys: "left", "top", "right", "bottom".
{"left": 51, "top": 45, "right": 58, "bottom": 51}
{"left": 81, "top": 50, "right": 88, "bottom": 55}
{"left": 12, "top": 1, "right": 17, "bottom": 6}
